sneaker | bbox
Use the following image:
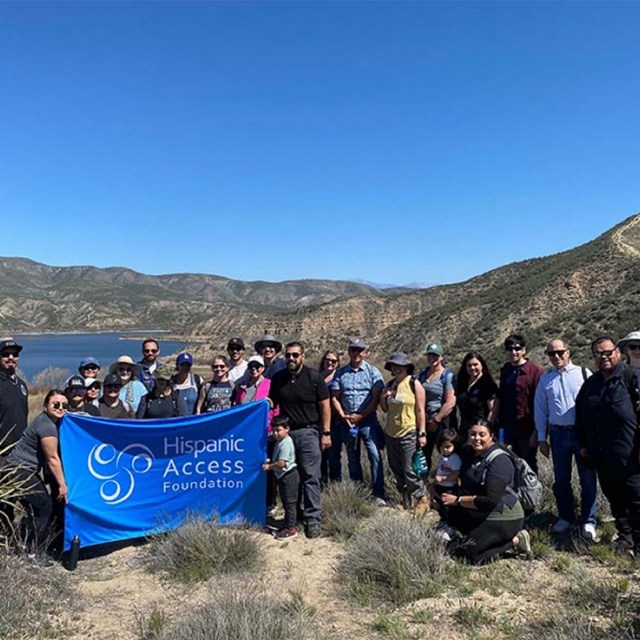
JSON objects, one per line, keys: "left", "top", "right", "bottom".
{"left": 551, "top": 518, "right": 572, "bottom": 534}
{"left": 580, "top": 523, "right": 598, "bottom": 543}
{"left": 611, "top": 535, "right": 634, "bottom": 554}
{"left": 305, "top": 523, "right": 322, "bottom": 539}
{"left": 435, "top": 522, "right": 457, "bottom": 542}
{"left": 374, "top": 497, "right": 388, "bottom": 507}
{"left": 515, "top": 529, "right": 532, "bottom": 555}
{"left": 274, "top": 527, "right": 298, "bottom": 540}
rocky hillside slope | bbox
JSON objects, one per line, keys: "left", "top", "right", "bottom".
{"left": 190, "top": 213, "right": 640, "bottom": 368}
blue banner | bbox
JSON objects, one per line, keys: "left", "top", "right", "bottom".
{"left": 59, "top": 401, "right": 268, "bottom": 551}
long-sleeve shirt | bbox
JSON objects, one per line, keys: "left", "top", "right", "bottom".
{"left": 534, "top": 362, "right": 591, "bottom": 441}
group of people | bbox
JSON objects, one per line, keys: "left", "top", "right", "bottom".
{"left": 1, "top": 328, "right": 640, "bottom": 564}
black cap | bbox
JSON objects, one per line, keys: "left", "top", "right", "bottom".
{"left": 0, "top": 339, "right": 23, "bottom": 354}
{"left": 103, "top": 373, "right": 122, "bottom": 387}
{"left": 227, "top": 337, "right": 245, "bottom": 350}
{"left": 65, "top": 375, "right": 86, "bottom": 390}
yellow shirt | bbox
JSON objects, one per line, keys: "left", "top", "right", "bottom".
{"left": 385, "top": 376, "right": 417, "bottom": 438}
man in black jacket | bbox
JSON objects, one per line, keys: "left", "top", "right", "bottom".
{"left": 0, "top": 338, "right": 29, "bottom": 449}
{"left": 576, "top": 336, "right": 640, "bottom": 555}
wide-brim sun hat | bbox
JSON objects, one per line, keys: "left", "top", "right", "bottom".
{"left": 618, "top": 331, "right": 640, "bottom": 351}
{"left": 385, "top": 351, "right": 415, "bottom": 375}
{"left": 109, "top": 355, "right": 142, "bottom": 376}
{"left": 254, "top": 334, "right": 282, "bottom": 353}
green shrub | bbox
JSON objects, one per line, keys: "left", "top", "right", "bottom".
{"left": 147, "top": 516, "right": 262, "bottom": 584}
{"left": 339, "top": 511, "right": 458, "bottom": 605}
{"left": 137, "top": 578, "right": 318, "bottom": 640}
{"left": 321, "top": 481, "right": 375, "bottom": 540}
{"left": 0, "top": 555, "right": 73, "bottom": 639}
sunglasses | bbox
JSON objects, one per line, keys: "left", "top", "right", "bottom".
{"left": 348, "top": 347, "right": 364, "bottom": 353}
{"left": 212, "top": 365, "right": 227, "bottom": 370}
{"left": 87, "top": 385, "right": 101, "bottom": 391}
{"left": 1, "top": 352, "right": 20, "bottom": 358}
{"left": 627, "top": 344, "right": 640, "bottom": 351}
{"left": 262, "top": 345, "right": 276, "bottom": 351}
{"left": 547, "top": 350, "right": 567, "bottom": 357}
{"left": 82, "top": 365, "right": 99, "bottom": 371}
{"left": 325, "top": 358, "right": 338, "bottom": 365}
{"left": 593, "top": 349, "right": 616, "bottom": 358}
{"left": 248, "top": 364, "right": 263, "bottom": 370}
{"left": 506, "top": 346, "right": 524, "bottom": 352}
{"left": 143, "top": 348, "right": 158, "bottom": 354}
{"left": 285, "top": 352, "right": 302, "bottom": 359}
{"left": 228, "top": 347, "right": 244, "bottom": 352}
{"left": 118, "top": 367, "right": 133, "bottom": 373}
{"left": 51, "top": 402, "right": 69, "bottom": 410}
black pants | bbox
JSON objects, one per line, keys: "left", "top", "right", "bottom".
{"left": 447, "top": 507, "right": 523, "bottom": 565}
{"left": 277, "top": 468, "right": 300, "bottom": 530}
{"left": 597, "top": 461, "right": 640, "bottom": 545}
{"left": 1, "top": 466, "right": 53, "bottom": 551}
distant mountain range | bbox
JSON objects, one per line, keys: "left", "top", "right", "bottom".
{"left": 2, "top": 213, "right": 639, "bottom": 369}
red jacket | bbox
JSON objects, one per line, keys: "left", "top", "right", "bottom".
{"left": 498, "top": 360, "right": 544, "bottom": 441}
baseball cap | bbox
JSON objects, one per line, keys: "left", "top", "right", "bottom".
{"left": 348, "top": 338, "right": 368, "bottom": 350}
{"left": 176, "top": 352, "right": 193, "bottom": 366}
{"left": 79, "top": 357, "right": 101, "bottom": 370}
{"left": 65, "top": 375, "right": 86, "bottom": 390}
{"left": 227, "top": 337, "right": 245, "bottom": 350}
{"left": 425, "top": 343, "right": 444, "bottom": 356}
{"left": 0, "top": 339, "right": 23, "bottom": 354}
{"left": 103, "top": 373, "right": 122, "bottom": 387}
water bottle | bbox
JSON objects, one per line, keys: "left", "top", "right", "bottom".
{"left": 349, "top": 426, "right": 358, "bottom": 442}
{"left": 66, "top": 535, "right": 80, "bottom": 571}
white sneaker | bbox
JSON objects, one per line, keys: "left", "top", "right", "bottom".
{"left": 552, "top": 518, "right": 572, "bottom": 534}
{"left": 374, "top": 497, "right": 388, "bottom": 507}
{"left": 581, "top": 523, "right": 598, "bottom": 542}
{"left": 515, "top": 529, "right": 532, "bottom": 554}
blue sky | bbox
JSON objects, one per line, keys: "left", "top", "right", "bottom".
{"left": 1, "top": 1, "right": 639, "bottom": 285}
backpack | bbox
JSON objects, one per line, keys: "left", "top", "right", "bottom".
{"left": 621, "top": 366, "right": 640, "bottom": 418}
{"left": 482, "top": 447, "right": 543, "bottom": 511}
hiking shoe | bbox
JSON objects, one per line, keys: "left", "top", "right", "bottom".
{"left": 374, "top": 497, "right": 388, "bottom": 507}
{"left": 551, "top": 518, "right": 572, "bottom": 534}
{"left": 412, "top": 496, "right": 430, "bottom": 517}
{"left": 515, "top": 529, "right": 532, "bottom": 555}
{"left": 305, "top": 523, "right": 322, "bottom": 539}
{"left": 580, "top": 523, "right": 598, "bottom": 543}
{"left": 274, "top": 527, "right": 298, "bottom": 541}
{"left": 611, "top": 536, "right": 634, "bottom": 554}
{"left": 435, "top": 521, "right": 457, "bottom": 542}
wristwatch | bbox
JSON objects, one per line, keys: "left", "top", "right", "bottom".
{"left": 322, "top": 431, "right": 331, "bottom": 436}
{"left": 418, "top": 432, "right": 426, "bottom": 437}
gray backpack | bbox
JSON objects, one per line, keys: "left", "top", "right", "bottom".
{"left": 482, "top": 448, "right": 543, "bottom": 511}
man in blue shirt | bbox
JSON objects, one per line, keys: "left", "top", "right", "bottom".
{"left": 534, "top": 339, "right": 596, "bottom": 540}
{"left": 331, "top": 339, "right": 386, "bottom": 503}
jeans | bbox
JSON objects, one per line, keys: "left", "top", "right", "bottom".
{"left": 549, "top": 425, "right": 596, "bottom": 525}
{"left": 290, "top": 427, "right": 322, "bottom": 525}
{"left": 341, "top": 417, "right": 385, "bottom": 499}
{"left": 278, "top": 468, "right": 300, "bottom": 530}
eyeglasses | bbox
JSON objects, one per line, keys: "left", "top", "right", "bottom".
{"left": 212, "top": 365, "right": 227, "bottom": 370}
{"left": 51, "top": 402, "right": 69, "bottom": 410}
{"left": 547, "top": 350, "right": 567, "bottom": 357}
{"left": 593, "top": 349, "right": 616, "bottom": 358}
{"left": 325, "top": 358, "right": 338, "bottom": 365}
{"left": 506, "top": 346, "right": 523, "bottom": 352}
{"left": 627, "top": 344, "right": 640, "bottom": 351}
{"left": 143, "top": 348, "right": 158, "bottom": 354}
{"left": 285, "top": 352, "right": 302, "bottom": 359}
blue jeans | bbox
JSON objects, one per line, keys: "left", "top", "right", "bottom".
{"left": 341, "top": 417, "right": 385, "bottom": 499}
{"left": 550, "top": 425, "right": 597, "bottom": 525}
{"left": 321, "top": 419, "right": 343, "bottom": 483}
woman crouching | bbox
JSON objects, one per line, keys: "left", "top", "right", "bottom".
{"left": 440, "top": 419, "right": 530, "bottom": 564}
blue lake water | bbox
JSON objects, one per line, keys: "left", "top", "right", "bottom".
{"left": 12, "top": 332, "right": 188, "bottom": 381}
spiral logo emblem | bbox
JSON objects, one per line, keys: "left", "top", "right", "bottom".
{"left": 87, "top": 443, "right": 154, "bottom": 505}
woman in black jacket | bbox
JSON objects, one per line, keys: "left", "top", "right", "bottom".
{"left": 440, "top": 419, "right": 530, "bottom": 564}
